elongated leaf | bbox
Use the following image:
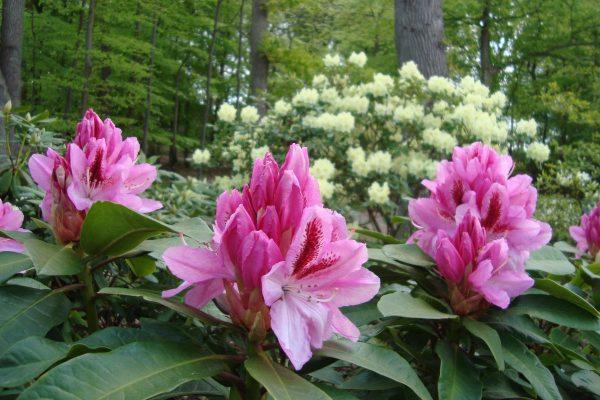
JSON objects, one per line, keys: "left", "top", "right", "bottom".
{"left": 0, "top": 336, "right": 69, "bottom": 387}
{"left": 18, "top": 341, "right": 225, "bottom": 400}
{"left": 382, "top": 244, "right": 435, "bottom": 267}
{"left": 80, "top": 202, "right": 175, "bottom": 257}
{"left": 0, "top": 251, "right": 32, "bottom": 282}
{"left": 500, "top": 334, "right": 561, "bottom": 400}
{"left": 0, "top": 286, "right": 70, "bottom": 354}
{"left": 149, "top": 379, "right": 229, "bottom": 400}
{"left": 525, "top": 246, "right": 575, "bottom": 275}
{"left": 571, "top": 370, "right": 600, "bottom": 395}
{"left": 316, "top": 339, "right": 432, "bottom": 400}
{"left": 508, "top": 294, "right": 600, "bottom": 330}
{"left": 463, "top": 318, "right": 504, "bottom": 370}
{"left": 378, "top": 291, "right": 457, "bottom": 319}
{"left": 171, "top": 217, "right": 212, "bottom": 243}
{"left": 99, "top": 287, "right": 230, "bottom": 326}
{"left": 534, "top": 278, "right": 599, "bottom": 317}
{"left": 23, "top": 239, "right": 83, "bottom": 276}
{"left": 316, "top": 383, "right": 360, "bottom": 400}
{"left": 126, "top": 255, "right": 157, "bottom": 277}
{"left": 245, "top": 352, "right": 333, "bottom": 400}
{"left": 355, "top": 228, "right": 401, "bottom": 244}
{"left": 436, "top": 341, "right": 482, "bottom": 400}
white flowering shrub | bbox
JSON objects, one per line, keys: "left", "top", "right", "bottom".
{"left": 209, "top": 55, "right": 548, "bottom": 234}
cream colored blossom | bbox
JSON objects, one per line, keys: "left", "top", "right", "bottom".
{"left": 217, "top": 103, "right": 236, "bottom": 122}
{"left": 273, "top": 100, "right": 292, "bottom": 116}
{"left": 422, "top": 128, "right": 457, "bottom": 153}
{"left": 516, "top": 118, "right": 538, "bottom": 137}
{"left": 527, "top": 142, "right": 550, "bottom": 162}
{"left": 336, "top": 96, "right": 369, "bottom": 114}
{"left": 312, "top": 74, "right": 329, "bottom": 87}
{"left": 317, "top": 178, "right": 335, "bottom": 200}
{"left": 399, "top": 61, "right": 424, "bottom": 81}
{"left": 427, "top": 76, "right": 455, "bottom": 95}
{"left": 368, "top": 182, "right": 390, "bottom": 204}
{"left": 311, "top": 158, "right": 336, "bottom": 180}
{"left": 192, "top": 148, "right": 210, "bottom": 165}
{"left": 293, "top": 88, "right": 319, "bottom": 106}
{"left": 323, "top": 53, "right": 341, "bottom": 67}
{"left": 240, "top": 106, "right": 260, "bottom": 124}
{"left": 348, "top": 51, "right": 367, "bottom": 68}
{"left": 393, "top": 103, "right": 424, "bottom": 123}
{"left": 366, "top": 151, "right": 392, "bottom": 174}
{"left": 320, "top": 87, "right": 339, "bottom": 104}
{"left": 251, "top": 145, "right": 270, "bottom": 160}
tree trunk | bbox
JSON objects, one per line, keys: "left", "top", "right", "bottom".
{"left": 142, "top": 15, "right": 159, "bottom": 155}
{"left": 479, "top": 0, "right": 493, "bottom": 87}
{"left": 1, "top": 0, "right": 25, "bottom": 107}
{"left": 249, "top": 0, "right": 268, "bottom": 114}
{"left": 200, "top": 0, "right": 223, "bottom": 147}
{"left": 394, "top": 0, "right": 447, "bottom": 78}
{"left": 64, "top": 0, "right": 87, "bottom": 118}
{"left": 169, "top": 60, "right": 185, "bottom": 166}
{"left": 81, "top": 0, "right": 96, "bottom": 114}
{"left": 235, "top": 0, "right": 246, "bottom": 108}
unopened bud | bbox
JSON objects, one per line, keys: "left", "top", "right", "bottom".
{"left": 3, "top": 100, "right": 11, "bottom": 114}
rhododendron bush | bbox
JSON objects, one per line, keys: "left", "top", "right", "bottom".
{"left": 0, "top": 108, "right": 598, "bottom": 400}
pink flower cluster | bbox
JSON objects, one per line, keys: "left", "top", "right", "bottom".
{"left": 0, "top": 199, "right": 27, "bottom": 253}
{"left": 570, "top": 203, "right": 600, "bottom": 259}
{"left": 162, "top": 144, "right": 380, "bottom": 370}
{"left": 29, "top": 109, "right": 161, "bottom": 243}
{"left": 409, "top": 142, "right": 551, "bottom": 313}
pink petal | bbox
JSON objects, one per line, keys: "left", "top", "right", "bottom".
{"left": 28, "top": 153, "right": 54, "bottom": 191}
{"left": 0, "top": 238, "right": 25, "bottom": 253}
{"left": 184, "top": 279, "right": 225, "bottom": 309}
{"left": 329, "top": 307, "right": 360, "bottom": 341}
{"left": 124, "top": 163, "right": 157, "bottom": 194}
{"left": 163, "top": 245, "right": 229, "bottom": 283}
{"left": 240, "top": 231, "right": 282, "bottom": 290}
{"left": 435, "top": 237, "right": 466, "bottom": 283}
{"left": 162, "top": 281, "right": 192, "bottom": 298}
{"left": 261, "top": 261, "right": 289, "bottom": 306}
{"left": 328, "top": 267, "right": 380, "bottom": 308}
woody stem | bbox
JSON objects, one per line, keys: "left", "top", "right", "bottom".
{"left": 79, "top": 264, "right": 99, "bottom": 332}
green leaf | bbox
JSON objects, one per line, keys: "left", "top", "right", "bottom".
{"left": 378, "top": 291, "right": 457, "bottom": 319}
{"left": 18, "top": 341, "right": 225, "bottom": 400}
{"left": 500, "top": 334, "right": 561, "bottom": 400}
{"left": 171, "top": 217, "right": 212, "bottom": 243}
{"left": 23, "top": 240, "right": 83, "bottom": 276}
{"left": 0, "top": 286, "right": 70, "bottom": 354}
{"left": 571, "top": 370, "right": 600, "bottom": 395}
{"left": 126, "top": 255, "right": 157, "bottom": 277}
{"left": 245, "top": 351, "right": 333, "bottom": 400}
{"left": 534, "top": 278, "right": 599, "bottom": 317}
{"left": 5, "top": 277, "right": 50, "bottom": 290}
{"left": 463, "top": 318, "right": 504, "bottom": 370}
{"left": 149, "top": 379, "right": 229, "bottom": 400}
{"left": 80, "top": 202, "right": 175, "bottom": 257}
{"left": 525, "top": 246, "right": 575, "bottom": 275}
{"left": 315, "top": 383, "right": 360, "bottom": 400}
{"left": 355, "top": 228, "right": 401, "bottom": 244}
{"left": 99, "top": 287, "right": 230, "bottom": 326}
{"left": 436, "top": 341, "right": 482, "bottom": 400}
{"left": 315, "top": 339, "right": 432, "bottom": 400}
{"left": 507, "top": 294, "right": 600, "bottom": 331}
{"left": 382, "top": 244, "right": 435, "bottom": 267}
{"left": 0, "top": 336, "right": 69, "bottom": 387}
{"left": 0, "top": 251, "right": 32, "bottom": 282}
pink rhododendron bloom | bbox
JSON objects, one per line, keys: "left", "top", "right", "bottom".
{"left": 435, "top": 212, "right": 533, "bottom": 314}
{"left": 570, "top": 203, "right": 600, "bottom": 259}
{"left": 0, "top": 199, "right": 27, "bottom": 253}
{"left": 162, "top": 144, "right": 379, "bottom": 370}
{"left": 409, "top": 142, "right": 551, "bottom": 269}
{"left": 28, "top": 109, "right": 161, "bottom": 243}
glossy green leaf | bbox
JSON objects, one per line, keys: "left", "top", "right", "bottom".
{"left": 525, "top": 246, "right": 575, "bottom": 275}
{"left": 23, "top": 240, "right": 83, "bottom": 276}
{"left": 245, "top": 351, "right": 333, "bottom": 400}
{"left": 80, "top": 201, "right": 175, "bottom": 257}
{"left": 0, "top": 286, "right": 71, "bottom": 354}
{"left": 126, "top": 255, "right": 157, "bottom": 277}
{"left": 378, "top": 291, "right": 457, "bottom": 319}
{"left": 508, "top": 294, "right": 600, "bottom": 330}
{"left": 355, "top": 228, "right": 401, "bottom": 244}
{"left": 463, "top": 318, "right": 504, "bottom": 370}
{"left": 436, "top": 341, "right": 482, "bottom": 400}
{"left": 171, "top": 217, "right": 212, "bottom": 243}
{"left": 149, "top": 379, "right": 229, "bottom": 400}
{"left": 500, "top": 334, "right": 561, "bottom": 400}
{"left": 316, "top": 339, "right": 432, "bottom": 400}
{"left": 18, "top": 341, "right": 225, "bottom": 400}
{"left": 382, "top": 244, "right": 435, "bottom": 267}
{"left": 0, "top": 251, "right": 32, "bottom": 282}
{"left": 0, "top": 336, "right": 69, "bottom": 387}
{"left": 535, "top": 278, "right": 599, "bottom": 317}
{"left": 571, "top": 370, "right": 600, "bottom": 395}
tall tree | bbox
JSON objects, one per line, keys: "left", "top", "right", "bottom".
{"left": 250, "top": 0, "right": 268, "bottom": 114}
{"left": 81, "top": 0, "right": 96, "bottom": 114}
{"left": 394, "top": 0, "right": 447, "bottom": 77}
{"left": 142, "top": 15, "right": 159, "bottom": 154}
{"left": 235, "top": 0, "right": 246, "bottom": 108}
{"left": 64, "top": 0, "right": 87, "bottom": 118}
{"left": 1, "top": 0, "right": 26, "bottom": 107}
{"left": 200, "top": 0, "right": 224, "bottom": 146}
{"left": 478, "top": 0, "right": 494, "bottom": 87}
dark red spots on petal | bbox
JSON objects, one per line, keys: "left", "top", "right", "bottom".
{"left": 452, "top": 180, "right": 465, "bottom": 207}
{"left": 292, "top": 218, "right": 324, "bottom": 275}
{"left": 89, "top": 147, "right": 105, "bottom": 186}
{"left": 294, "top": 252, "right": 339, "bottom": 279}
{"left": 481, "top": 191, "right": 501, "bottom": 229}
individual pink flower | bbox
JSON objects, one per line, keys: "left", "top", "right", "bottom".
{"left": 409, "top": 142, "right": 551, "bottom": 269}
{"left": 570, "top": 203, "right": 600, "bottom": 259}
{"left": 0, "top": 199, "right": 27, "bottom": 253}
{"left": 434, "top": 212, "right": 533, "bottom": 314}
{"left": 262, "top": 206, "right": 379, "bottom": 369}
{"left": 162, "top": 144, "right": 379, "bottom": 370}
{"left": 28, "top": 109, "right": 161, "bottom": 243}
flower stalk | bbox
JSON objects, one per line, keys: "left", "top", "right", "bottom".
{"left": 79, "top": 264, "right": 99, "bottom": 332}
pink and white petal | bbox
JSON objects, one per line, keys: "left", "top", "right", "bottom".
{"left": 66, "top": 184, "right": 93, "bottom": 212}
{"left": 28, "top": 154, "right": 53, "bottom": 191}
{"left": 162, "top": 281, "right": 192, "bottom": 299}
{"left": 184, "top": 279, "right": 225, "bottom": 309}
{"left": 261, "top": 261, "right": 289, "bottom": 306}
{"left": 329, "top": 307, "right": 360, "bottom": 341}
{"left": 124, "top": 163, "right": 157, "bottom": 194}
{"left": 284, "top": 206, "right": 333, "bottom": 266}
{"left": 163, "top": 245, "right": 229, "bottom": 283}
{"left": 0, "top": 238, "right": 25, "bottom": 253}
{"left": 328, "top": 268, "right": 380, "bottom": 308}
{"left": 408, "top": 198, "right": 455, "bottom": 232}
{"left": 269, "top": 296, "right": 313, "bottom": 370}
{"left": 135, "top": 197, "right": 162, "bottom": 213}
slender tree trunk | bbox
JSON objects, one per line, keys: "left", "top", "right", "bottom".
{"left": 394, "top": 0, "right": 447, "bottom": 78}
{"left": 200, "top": 0, "right": 224, "bottom": 147}
{"left": 64, "top": 0, "right": 86, "bottom": 118}
{"left": 235, "top": 0, "right": 246, "bottom": 108}
{"left": 479, "top": 0, "right": 493, "bottom": 87}
{"left": 81, "top": 0, "right": 96, "bottom": 114}
{"left": 249, "top": 0, "right": 268, "bottom": 114}
{"left": 170, "top": 62, "right": 184, "bottom": 166}
{"left": 1, "top": 0, "right": 25, "bottom": 107}
{"left": 142, "top": 15, "right": 159, "bottom": 155}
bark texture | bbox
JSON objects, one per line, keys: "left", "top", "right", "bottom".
{"left": 394, "top": 0, "right": 447, "bottom": 78}
{"left": 81, "top": 0, "right": 96, "bottom": 114}
{"left": 1, "top": 0, "right": 25, "bottom": 106}
{"left": 249, "top": 0, "right": 268, "bottom": 115}
{"left": 142, "top": 15, "right": 159, "bottom": 154}
{"left": 479, "top": 0, "right": 495, "bottom": 87}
